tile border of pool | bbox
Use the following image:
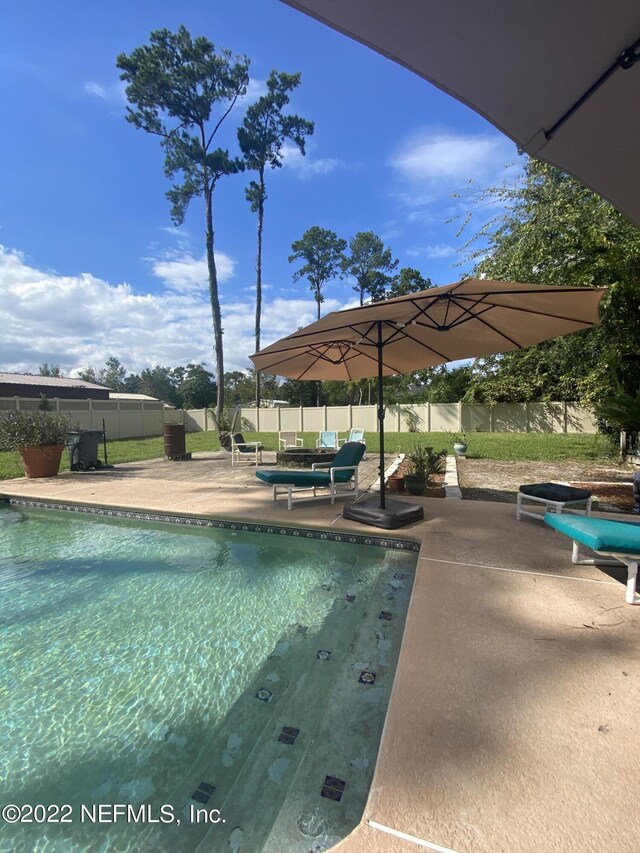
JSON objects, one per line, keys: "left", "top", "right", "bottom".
{"left": 1, "top": 496, "right": 421, "bottom": 553}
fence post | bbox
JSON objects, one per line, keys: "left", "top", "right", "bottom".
{"left": 564, "top": 402, "right": 568, "bottom": 434}
{"left": 324, "top": 405, "right": 328, "bottom": 430}
{"left": 256, "top": 406, "right": 260, "bottom": 432}
{"left": 427, "top": 402, "right": 431, "bottom": 433}
{"left": 88, "top": 398, "right": 93, "bottom": 429}
{"left": 458, "top": 401, "right": 463, "bottom": 432}
{"left": 14, "top": 395, "right": 20, "bottom": 412}
{"left": 525, "top": 402, "right": 530, "bottom": 433}
{"left": 349, "top": 404, "right": 353, "bottom": 430}
{"left": 300, "top": 406, "right": 303, "bottom": 432}
{"left": 278, "top": 406, "right": 282, "bottom": 432}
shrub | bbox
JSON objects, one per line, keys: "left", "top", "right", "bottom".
{"left": 0, "top": 411, "right": 73, "bottom": 450}
{"left": 406, "top": 444, "right": 446, "bottom": 484}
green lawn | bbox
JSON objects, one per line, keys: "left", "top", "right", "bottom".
{"left": 0, "top": 430, "right": 617, "bottom": 482}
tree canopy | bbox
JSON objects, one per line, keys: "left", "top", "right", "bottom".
{"left": 117, "top": 26, "right": 249, "bottom": 425}
{"left": 341, "top": 231, "right": 398, "bottom": 305}
{"left": 459, "top": 159, "right": 640, "bottom": 406}
{"left": 238, "top": 69, "right": 314, "bottom": 407}
{"left": 289, "top": 226, "right": 347, "bottom": 319}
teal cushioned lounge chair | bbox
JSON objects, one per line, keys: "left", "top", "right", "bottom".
{"left": 544, "top": 512, "right": 640, "bottom": 604}
{"left": 256, "top": 441, "right": 366, "bottom": 510}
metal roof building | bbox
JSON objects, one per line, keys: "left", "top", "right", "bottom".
{"left": 0, "top": 373, "right": 110, "bottom": 400}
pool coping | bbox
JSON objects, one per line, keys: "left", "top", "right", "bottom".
{"left": 1, "top": 495, "right": 421, "bottom": 553}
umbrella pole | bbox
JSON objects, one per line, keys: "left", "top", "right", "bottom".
{"left": 377, "top": 321, "right": 386, "bottom": 510}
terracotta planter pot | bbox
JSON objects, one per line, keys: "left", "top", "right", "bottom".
{"left": 387, "top": 474, "right": 405, "bottom": 494}
{"left": 18, "top": 444, "right": 64, "bottom": 478}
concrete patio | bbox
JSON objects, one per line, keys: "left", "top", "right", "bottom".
{"left": 2, "top": 451, "right": 639, "bottom": 852}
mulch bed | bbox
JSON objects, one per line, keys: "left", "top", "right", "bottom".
{"left": 456, "top": 458, "right": 637, "bottom": 514}
{"left": 388, "top": 458, "right": 446, "bottom": 498}
{"left": 570, "top": 482, "right": 636, "bottom": 513}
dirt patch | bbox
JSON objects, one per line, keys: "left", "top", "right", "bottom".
{"left": 457, "top": 458, "right": 637, "bottom": 513}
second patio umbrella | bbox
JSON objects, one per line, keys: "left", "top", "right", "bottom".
{"left": 251, "top": 279, "right": 605, "bottom": 527}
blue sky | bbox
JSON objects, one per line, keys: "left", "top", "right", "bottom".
{"left": 0, "top": 0, "right": 521, "bottom": 378}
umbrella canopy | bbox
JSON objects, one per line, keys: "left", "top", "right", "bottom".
{"left": 251, "top": 279, "right": 605, "bottom": 513}
{"left": 250, "top": 279, "right": 605, "bottom": 380}
{"left": 280, "top": 0, "right": 640, "bottom": 227}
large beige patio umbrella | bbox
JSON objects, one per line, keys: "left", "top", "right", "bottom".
{"left": 280, "top": 0, "right": 640, "bottom": 227}
{"left": 251, "top": 279, "right": 605, "bottom": 525}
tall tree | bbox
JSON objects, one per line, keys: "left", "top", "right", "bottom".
{"left": 387, "top": 267, "right": 433, "bottom": 298}
{"left": 38, "top": 363, "right": 62, "bottom": 377}
{"left": 76, "top": 366, "right": 99, "bottom": 384}
{"left": 138, "top": 366, "right": 180, "bottom": 406}
{"left": 341, "top": 231, "right": 398, "bottom": 305}
{"left": 101, "top": 356, "right": 128, "bottom": 392}
{"left": 176, "top": 362, "right": 217, "bottom": 409}
{"left": 117, "top": 27, "right": 249, "bottom": 426}
{"left": 238, "top": 70, "right": 314, "bottom": 408}
{"left": 460, "top": 159, "right": 640, "bottom": 406}
{"left": 289, "top": 226, "right": 346, "bottom": 320}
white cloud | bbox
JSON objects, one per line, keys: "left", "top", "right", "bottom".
{"left": 0, "top": 244, "right": 349, "bottom": 377}
{"left": 391, "top": 127, "right": 513, "bottom": 182}
{"left": 389, "top": 126, "right": 521, "bottom": 211}
{"left": 150, "top": 252, "right": 236, "bottom": 293}
{"left": 281, "top": 143, "right": 341, "bottom": 179}
{"left": 407, "top": 243, "right": 457, "bottom": 260}
{"left": 83, "top": 80, "right": 126, "bottom": 104}
{"left": 234, "top": 76, "right": 268, "bottom": 109}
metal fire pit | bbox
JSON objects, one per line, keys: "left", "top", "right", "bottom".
{"left": 276, "top": 448, "right": 337, "bottom": 469}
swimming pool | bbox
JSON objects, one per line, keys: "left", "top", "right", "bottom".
{"left": 0, "top": 502, "right": 416, "bottom": 852}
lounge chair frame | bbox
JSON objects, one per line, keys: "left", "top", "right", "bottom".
{"left": 271, "top": 463, "right": 360, "bottom": 511}
{"left": 544, "top": 512, "right": 640, "bottom": 605}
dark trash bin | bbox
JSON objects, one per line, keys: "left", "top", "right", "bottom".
{"left": 66, "top": 430, "right": 104, "bottom": 471}
{"left": 163, "top": 423, "right": 188, "bottom": 460}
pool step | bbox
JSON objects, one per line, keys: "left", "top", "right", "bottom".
{"left": 261, "top": 552, "right": 414, "bottom": 852}
{"left": 143, "top": 568, "right": 382, "bottom": 851}
{"left": 198, "top": 550, "right": 415, "bottom": 852}
{"left": 195, "top": 587, "right": 376, "bottom": 851}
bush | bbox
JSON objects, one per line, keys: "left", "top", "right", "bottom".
{"left": 406, "top": 444, "right": 446, "bottom": 484}
{"left": 0, "top": 411, "right": 73, "bottom": 450}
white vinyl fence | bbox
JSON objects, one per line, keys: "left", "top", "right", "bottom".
{"left": 2, "top": 397, "right": 597, "bottom": 441}
{"left": 0, "top": 396, "right": 181, "bottom": 440}
{"left": 187, "top": 402, "right": 598, "bottom": 435}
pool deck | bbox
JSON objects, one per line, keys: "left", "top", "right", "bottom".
{"left": 2, "top": 451, "right": 639, "bottom": 853}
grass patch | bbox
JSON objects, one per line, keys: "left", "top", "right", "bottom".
{"left": 0, "top": 430, "right": 617, "bottom": 482}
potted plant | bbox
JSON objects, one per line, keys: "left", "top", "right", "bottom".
{"left": 0, "top": 410, "right": 73, "bottom": 478}
{"left": 404, "top": 444, "right": 446, "bottom": 495}
{"left": 453, "top": 433, "right": 468, "bottom": 456}
{"left": 387, "top": 472, "right": 405, "bottom": 494}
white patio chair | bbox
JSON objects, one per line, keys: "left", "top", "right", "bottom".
{"left": 278, "top": 431, "right": 303, "bottom": 450}
{"left": 315, "top": 431, "right": 338, "bottom": 449}
{"left": 338, "top": 428, "right": 365, "bottom": 446}
{"left": 231, "top": 432, "right": 263, "bottom": 467}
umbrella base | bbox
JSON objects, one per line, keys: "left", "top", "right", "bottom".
{"left": 343, "top": 496, "right": 424, "bottom": 529}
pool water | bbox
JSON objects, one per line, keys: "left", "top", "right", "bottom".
{"left": 0, "top": 504, "right": 416, "bottom": 852}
